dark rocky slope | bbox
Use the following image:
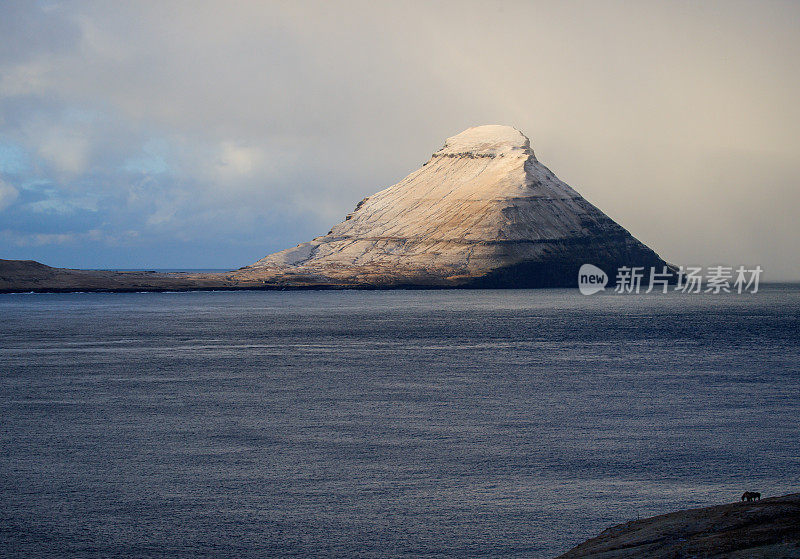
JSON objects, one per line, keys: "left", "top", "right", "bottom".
{"left": 557, "top": 493, "right": 800, "bottom": 558}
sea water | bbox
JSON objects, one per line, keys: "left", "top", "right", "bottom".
{"left": 1, "top": 286, "right": 799, "bottom": 557}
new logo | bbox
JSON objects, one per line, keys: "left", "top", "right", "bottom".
{"left": 578, "top": 264, "right": 607, "bottom": 295}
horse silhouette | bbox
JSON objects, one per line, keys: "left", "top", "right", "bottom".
{"left": 741, "top": 491, "right": 761, "bottom": 502}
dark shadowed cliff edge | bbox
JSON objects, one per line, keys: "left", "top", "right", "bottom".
{"left": 557, "top": 493, "right": 800, "bottom": 558}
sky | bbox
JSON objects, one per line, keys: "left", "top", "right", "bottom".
{"left": 0, "top": 1, "right": 798, "bottom": 278}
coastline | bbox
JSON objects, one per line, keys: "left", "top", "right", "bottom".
{"left": 558, "top": 493, "right": 800, "bottom": 558}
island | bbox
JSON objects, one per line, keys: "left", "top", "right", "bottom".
{"left": 1, "top": 125, "right": 671, "bottom": 293}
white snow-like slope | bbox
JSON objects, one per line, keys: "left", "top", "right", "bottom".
{"left": 238, "top": 125, "right": 667, "bottom": 287}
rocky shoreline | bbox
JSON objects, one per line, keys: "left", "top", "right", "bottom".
{"left": 557, "top": 493, "right": 800, "bottom": 558}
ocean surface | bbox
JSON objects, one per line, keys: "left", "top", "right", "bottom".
{"left": 1, "top": 286, "right": 799, "bottom": 558}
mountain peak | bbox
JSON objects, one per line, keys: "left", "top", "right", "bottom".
{"left": 240, "top": 125, "right": 669, "bottom": 288}
{"left": 437, "top": 125, "right": 532, "bottom": 157}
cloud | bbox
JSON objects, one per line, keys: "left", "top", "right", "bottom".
{"left": 0, "top": 228, "right": 102, "bottom": 247}
{"left": 0, "top": 179, "right": 19, "bottom": 210}
{"left": 0, "top": 177, "right": 19, "bottom": 210}
{"left": 214, "top": 142, "right": 262, "bottom": 179}
{"left": 34, "top": 125, "right": 91, "bottom": 176}
{"left": 26, "top": 194, "right": 98, "bottom": 214}
{"left": 0, "top": 59, "right": 52, "bottom": 98}
{"left": 0, "top": 1, "right": 798, "bottom": 276}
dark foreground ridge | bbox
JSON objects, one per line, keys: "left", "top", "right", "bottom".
{"left": 1, "top": 126, "right": 673, "bottom": 293}
{"left": 557, "top": 493, "right": 800, "bottom": 558}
